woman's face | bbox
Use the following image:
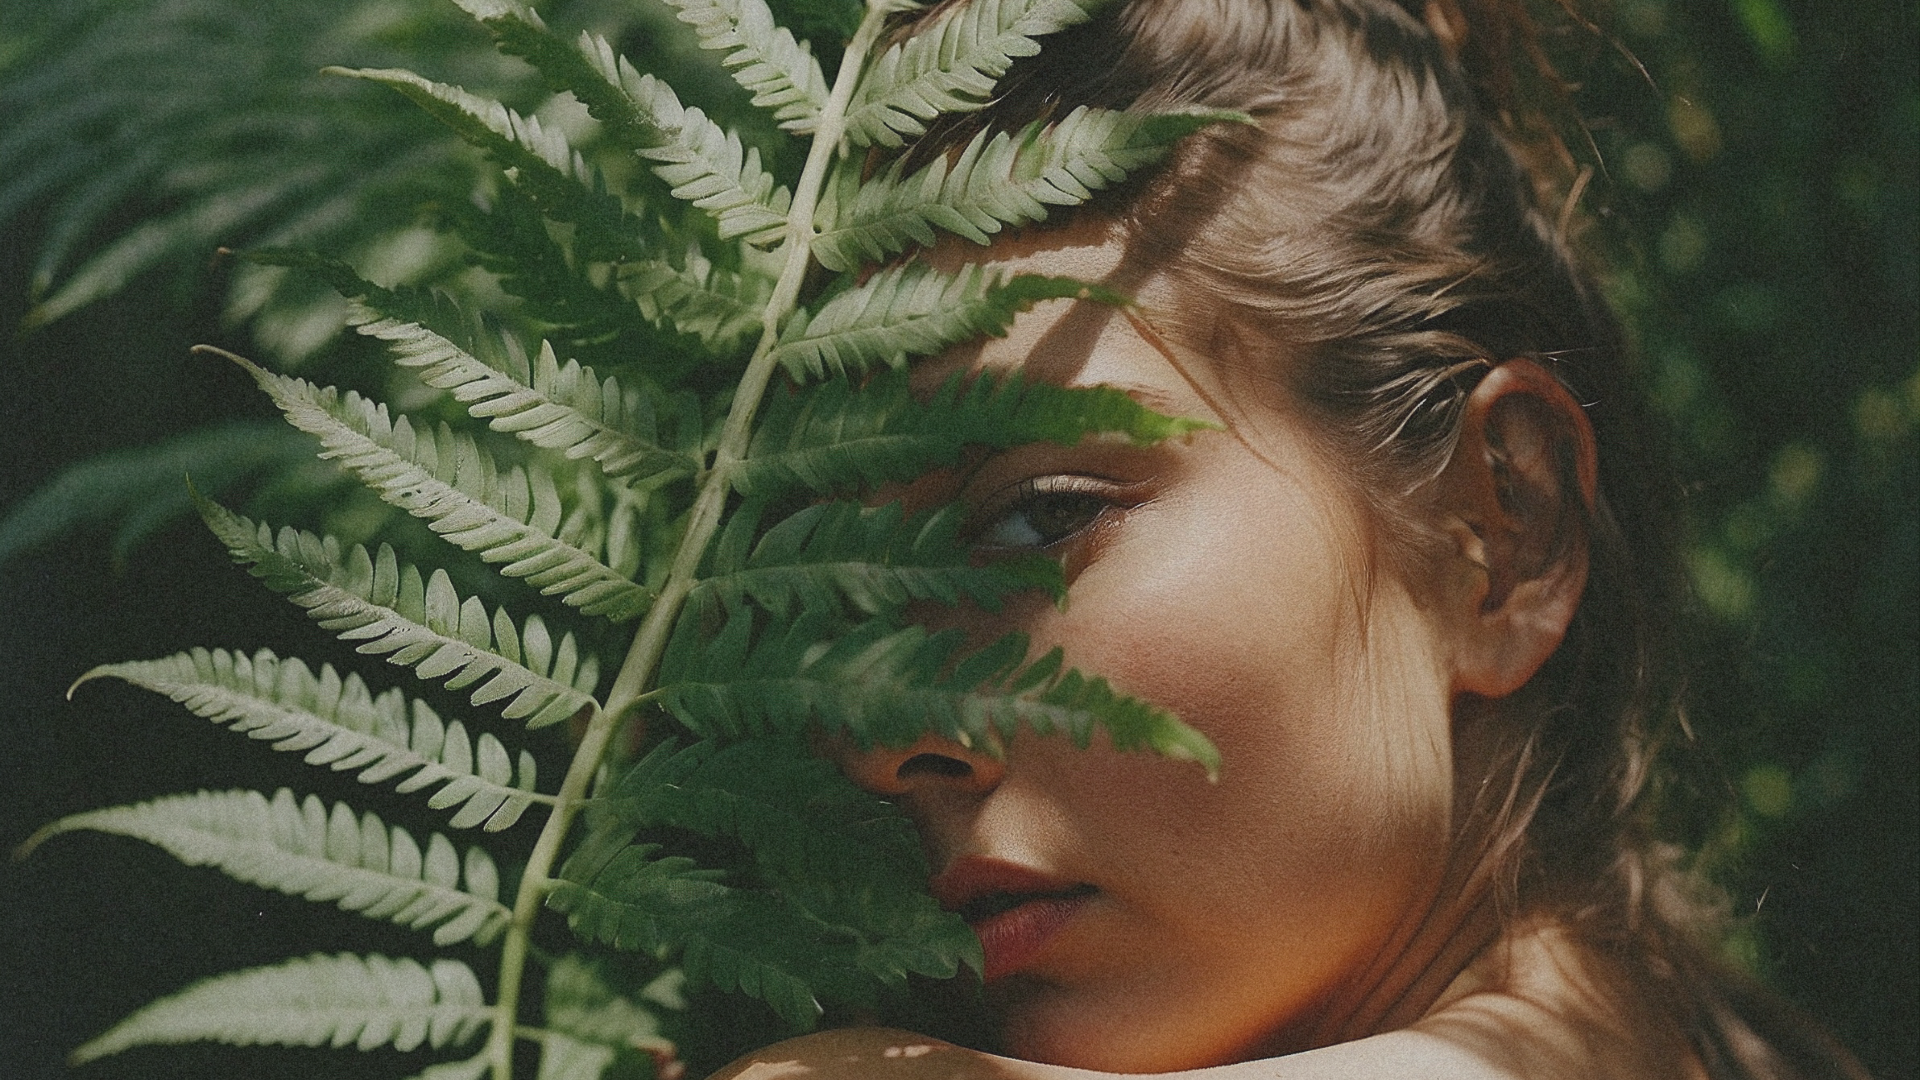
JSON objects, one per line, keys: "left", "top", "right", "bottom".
{"left": 841, "top": 220, "right": 1467, "bottom": 1071}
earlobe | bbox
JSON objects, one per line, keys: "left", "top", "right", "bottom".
{"left": 1439, "top": 359, "right": 1597, "bottom": 699}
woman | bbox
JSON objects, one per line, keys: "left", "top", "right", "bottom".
{"left": 717, "top": 0, "right": 1868, "bottom": 1075}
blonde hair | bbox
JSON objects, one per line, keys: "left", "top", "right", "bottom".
{"left": 899, "top": 1, "right": 1870, "bottom": 1076}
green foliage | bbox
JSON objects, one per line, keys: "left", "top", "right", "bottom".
{"left": 13, "top": 0, "right": 1233, "bottom": 1075}
{"left": 692, "top": 498, "right": 1065, "bottom": 617}
{"left": 736, "top": 366, "right": 1215, "bottom": 495}
{"left": 811, "top": 105, "right": 1248, "bottom": 271}
{"left": 70, "top": 953, "right": 491, "bottom": 1063}
{"left": 24, "top": 789, "right": 512, "bottom": 946}
{"left": 198, "top": 498, "right": 602, "bottom": 729}
{"left": 843, "top": 0, "right": 1108, "bottom": 148}
{"left": 0, "top": 419, "right": 317, "bottom": 565}
{"left": 226, "top": 348, "right": 656, "bottom": 622}
{"left": 75, "top": 648, "right": 547, "bottom": 831}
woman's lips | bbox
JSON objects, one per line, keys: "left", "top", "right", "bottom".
{"left": 931, "top": 856, "right": 1095, "bottom": 983}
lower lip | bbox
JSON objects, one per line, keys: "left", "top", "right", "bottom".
{"left": 972, "top": 892, "right": 1093, "bottom": 983}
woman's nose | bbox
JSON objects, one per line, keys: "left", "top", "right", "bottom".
{"left": 835, "top": 733, "right": 1007, "bottom": 797}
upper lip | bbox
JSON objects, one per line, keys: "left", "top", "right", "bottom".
{"left": 931, "top": 855, "right": 1090, "bottom": 921}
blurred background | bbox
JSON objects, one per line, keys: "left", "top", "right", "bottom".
{"left": 0, "top": 0, "right": 1912, "bottom": 1078}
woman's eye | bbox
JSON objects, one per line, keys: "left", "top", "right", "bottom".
{"left": 974, "top": 480, "right": 1113, "bottom": 550}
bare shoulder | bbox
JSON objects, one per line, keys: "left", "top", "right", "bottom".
{"left": 703, "top": 1026, "right": 1531, "bottom": 1080}
{"left": 1406, "top": 922, "right": 1708, "bottom": 1080}
{"left": 705, "top": 925, "right": 1702, "bottom": 1080}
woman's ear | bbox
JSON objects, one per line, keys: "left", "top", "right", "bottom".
{"left": 1437, "top": 358, "right": 1597, "bottom": 698}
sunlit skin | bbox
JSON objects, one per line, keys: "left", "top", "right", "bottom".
{"left": 839, "top": 218, "right": 1465, "bottom": 1070}
{"left": 713, "top": 218, "right": 1696, "bottom": 1078}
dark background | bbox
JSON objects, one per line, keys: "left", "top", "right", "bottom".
{"left": 1, "top": 1, "right": 1913, "bottom": 1078}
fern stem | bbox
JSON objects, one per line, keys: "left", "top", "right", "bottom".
{"left": 482, "top": 6, "right": 895, "bottom": 1077}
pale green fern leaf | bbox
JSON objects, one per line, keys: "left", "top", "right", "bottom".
{"left": 225, "top": 351, "right": 653, "bottom": 622}
{"left": 737, "top": 367, "right": 1215, "bottom": 496}
{"left": 345, "top": 304, "right": 702, "bottom": 485}
{"left": 844, "top": 0, "right": 1105, "bottom": 148}
{"left": 769, "top": 262, "right": 1111, "bottom": 380}
{"left": 813, "top": 106, "right": 1247, "bottom": 270}
{"left": 542, "top": 955, "right": 677, "bottom": 1056}
{"left": 197, "top": 498, "right": 601, "bottom": 729}
{"left": 616, "top": 245, "right": 770, "bottom": 352}
{"left": 657, "top": 612, "right": 1220, "bottom": 775}
{"left": 70, "top": 953, "right": 489, "bottom": 1063}
{"left": 536, "top": 1032, "right": 617, "bottom": 1080}
{"left": 74, "top": 648, "right": 546, "bottom": 831}
{"left": 453, "top": 2, "right": 792, "bottom": 244}
{"left": 693, "top": 499, "right": 1063, "bottom": 617}
{"left": 328, "top": 66, "right": 648, "bottom": 264}
{"left": 662, "top": 0, "right": 829, "bottom": 132}
{"left": 26, "top": 789, "right": 511, "bottom": 946}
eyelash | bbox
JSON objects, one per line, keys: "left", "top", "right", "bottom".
{"left": 971, "top": 475, "right": 1121, "bottom": 551}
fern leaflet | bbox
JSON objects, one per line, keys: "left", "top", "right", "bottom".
{"left": 736, "top": 367, "right": 1216, "bottom": 496}
{"left": 25, "top": 789, "right": 511, "bottom": 946}
{"left": 693, "top": 499, "right": 1063, "bottom": 618}
{"left": 453, "top": 1, "right": 793, "bottom": 244}
{"left": 222, "top": 350, "right": 653, "bottom": 622}
{"left": 343, "top": 306, "right": 704, "bottom": 485}
{"left": 328, "top": 67, "right": 647, "bottom": 265}
{"left": 197, "top": 497, "right": 600, "bottom": 729}
{"left": 550, "top": 829, "right": 968, "bottom": 1031}
{"left": 662, "top": 0, "right": 830, "bottom": 132}
{"left": 73, "top": 648, "right": 546, "bottom": 831}
{"left": 845, "top": 0, "right": 1106, "bottom": 148}
{"left": 541, "top": 954, "right": 678, "bottom": 1055}
{"left": 813, "top": 106, "right": 1248, "bottom": 270}
{"left": 656, "top": 611, "right": 1220, "bottom": 774}
{"left": 769, "top": 262, "right": 1113, "bottom": 380}
{"left": 71, "top": 953, "right": 489, "bottom": 1062}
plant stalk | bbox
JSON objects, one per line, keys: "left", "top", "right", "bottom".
{"left": 483, "top": 6, "right": 894, "bottom": 1076}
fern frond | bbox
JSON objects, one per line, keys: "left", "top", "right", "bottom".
{"left": 812, "top": 106, "right": 1249, "bottom": 271}
{"left": 221, "top": 350, "right": 654, "bottom": 622}
{"left": 550, "top": 832, "right": 967, "bottom": 1031}
{"left": 844, "top": 0, "right": 1105, "bottom": 148}
{"left": 769, "top": 262, "right": 1113, "bottom": 380}
{"left": 340, "top": 303, "right": 704, "bottom": 485}
{"left": 736, "top": 367, "right": 1216, "bottom": 496}
{"left": 541, "top": 955, "right": 677, "bottom": 1054}
{"left": 656, "top": 612, "right": 1220, "bottom": 775}
{"left": 548, "top": 845, "right": 813, "bottom": 1029}
{"left": 454, "top": 1, "right": 793, "bottom": 243}
{"left": 2, "top": 0, "right": 504, "bottom": 338}
{"left": 0, "top": 419, "right": 315, "bottom": 568}
{"left": 536, "top": 1033, "right": 617, "bottom": 1080}
{"left": 602, "top": 739, "right": 929, "bottom": 889}
{"left": 693, "top": 499, "right": 1063, "bottom": 618}
{"left": 328, "top": 66, "right": 647, "bottom": 265}
{"left": 71, "top": 953, "right": 489, "bottom": 1063}
{"left": 74, "top": 648, "right": 546, "bottom": 831}
{"left": 661, "top": 0, "right": 829, "bottom": 132}
{"left": 616, "top": 244, "right": 771, "bottom": 352}
{"left": 26, "top": 789, "right": 511, "bottom": 946}
{"left": 197, "top": 498, "right": 601, "bottom": 729}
